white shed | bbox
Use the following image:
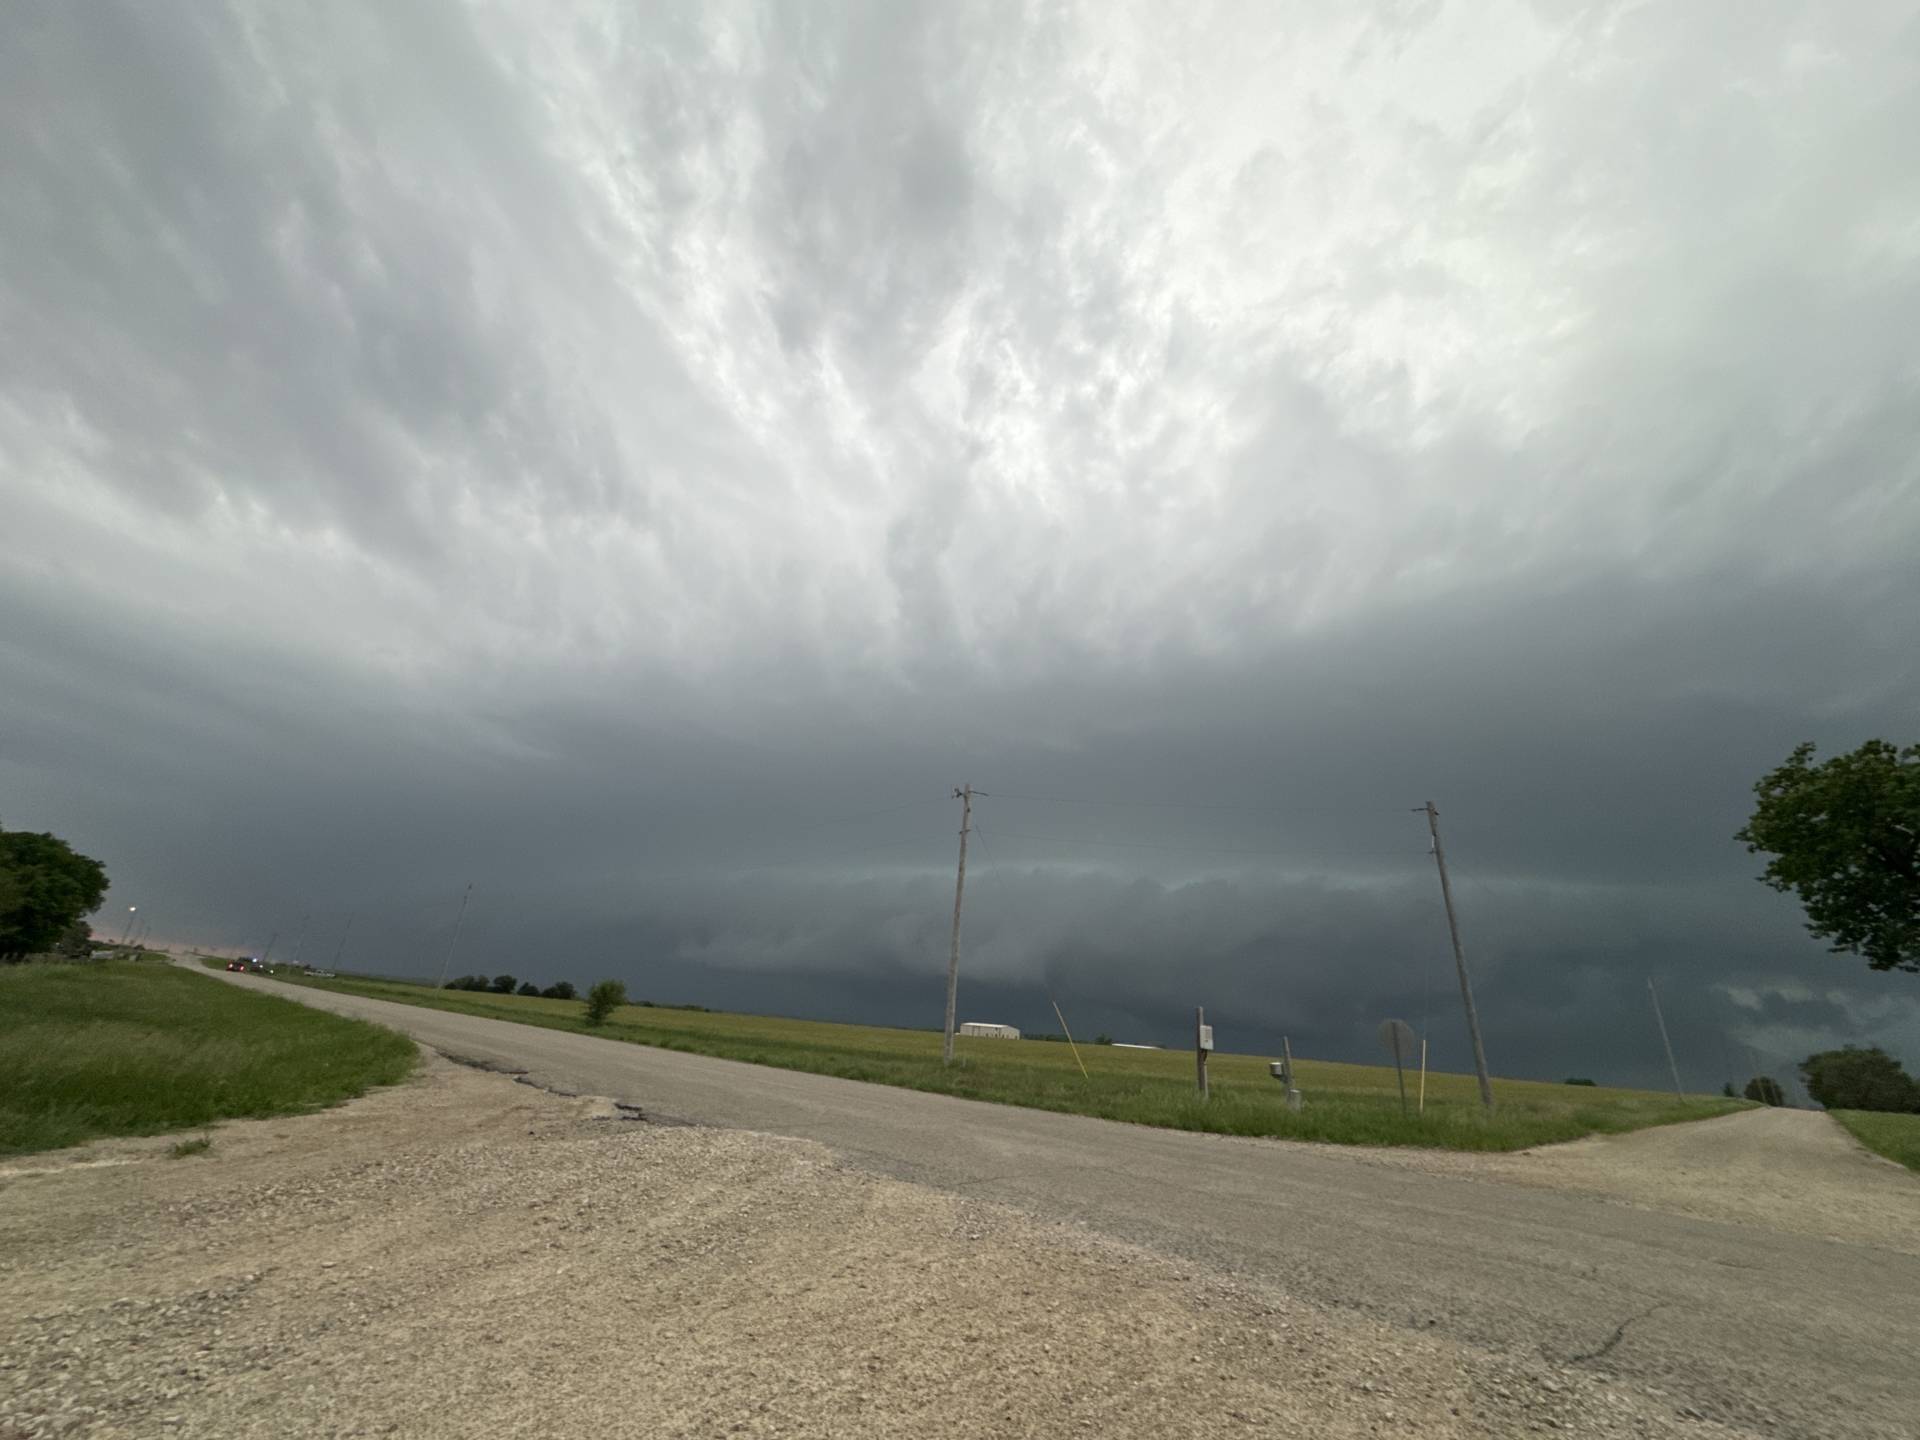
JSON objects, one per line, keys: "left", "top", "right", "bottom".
{"left": 957, "top": 1021, "right": 1021, "bottom": 1040}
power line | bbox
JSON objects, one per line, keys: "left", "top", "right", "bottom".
{"left": 987, "top": 789, "right": 1406, "bottom": 817}
{"left": 985, "top": 827, "right": 1425, "bottom": 862}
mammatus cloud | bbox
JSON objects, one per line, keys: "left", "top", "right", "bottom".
{"left": 3, "top": 1, "right": 1916, "bottom": 1087}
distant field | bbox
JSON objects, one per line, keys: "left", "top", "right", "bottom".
{"left": 1832, "top": 1110, "right": 1920, "bottom": 1172}
{"left": 1, "top": 963, "right": 417, "bottom": 1156}
{"left": 248, "top": 966, "right": 1743, "bottom": 1150}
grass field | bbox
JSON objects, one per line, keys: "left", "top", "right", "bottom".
{"left": 1832, "top": 1110, "right": 1920, "bottom": 1172}
{"left": 1, "top": 963, "right": 418, "bottom": 1157}
{"left": 248, "top": 965, "right": 1743, "bottom": 1150}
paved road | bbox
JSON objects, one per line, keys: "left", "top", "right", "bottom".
{"left": 193, "top": 966, "right": 1919, "bottom": 1439}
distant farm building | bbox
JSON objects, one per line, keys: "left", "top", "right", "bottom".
{"left": 958, "top": 1021, "right": 1021, "bottom": 1040}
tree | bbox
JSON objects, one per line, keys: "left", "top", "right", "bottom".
{"left": 52, "top": 919, "right": 94, "bottom": 958}
{"left": 515, "top": 981, "right": 540, "bottom": 997}
{"left": 1737, "top": 740, "right": 1920, "bottom": 974}
{"left": 541, "top": 981, "right": 577, "bottom": 1000}
{"left": 0, "top": 825, "right": 110, "bottom": 962}
{"left": 1799, "top": 1045, "right": 1920, "bottom": 1113}
{"left": 584, "top": 979, "right": 627, "bottom": 1026}
{"left": 1743, "top": 1075, "right": 1785, "bottom": 1106}
{"left": 1722, "top": 1081, "right": 1738, "bottom": 1098}
{"left": 489, "top": 974, "right": 518, "bottom": 994}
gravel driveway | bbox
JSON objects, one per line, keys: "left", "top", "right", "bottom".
{"left": 1, "top": 1057, "right": 1767, "bottom": 1440}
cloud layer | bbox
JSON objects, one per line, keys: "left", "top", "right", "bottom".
{"left": 5, "top": 1, "right": 1918, "bottom": 1090}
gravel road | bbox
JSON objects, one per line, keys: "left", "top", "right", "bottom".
{"left": 3, "top": 1057, "right": 1762, "bottom": 1440}
{"left": 5, "top": 964, "right": 1915, "bottom": 1438}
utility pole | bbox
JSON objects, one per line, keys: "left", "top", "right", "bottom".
{"left": 1420, "top": 801, "right": 1495, "bottom": 1113}
{"left": 289, "top": 911, "right": 311, "bottom": 967}
{"left": 1649, "top": 978, "right": 1684, "bottom": 1100}
{"left": 332, "top": 917, "right": 354, "bottom": 971}
{"left": 942, "top": 785, "right": 976, "bottom": 1066}
{"left": 434, "top": 883, "right": 473, "bottom": 991}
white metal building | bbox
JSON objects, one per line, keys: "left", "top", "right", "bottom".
{"left": 957, "top": 1021, "right": 1021, "bottom": 1040}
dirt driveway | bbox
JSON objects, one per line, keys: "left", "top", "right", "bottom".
{"left": 0, "top": 1056, "right": 1766, "bottom": 1440}
{"left": 1349, "top": 1105, "right": 1920, "bottom": 1256}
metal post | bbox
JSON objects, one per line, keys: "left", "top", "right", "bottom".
{"left": 942, "top": 786, "right": 973, "bottom": 1065}
{"left": 1195, "top": 1005, "right": 1210, "bottom": 1099}
{"left": 1649, "top": 977, "right": 1684, "bottom": 1100}
{"left": 434, "top": 883, "right": 473, "bottom": 990}
{"left": 1422, "top": 801, "right": 1495, "bottom": 1113}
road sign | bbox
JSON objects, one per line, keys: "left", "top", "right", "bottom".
{"left": 1378, "top": 1018, "right": 1417, "bottom": 1117}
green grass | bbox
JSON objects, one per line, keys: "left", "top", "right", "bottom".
{"left": 264, "top": 970, "right": 1742, "bottom": 1151}
{"left": 1831, "top": 1110, "right": 1920, "bottom": 1172}
{"left": 0, "top": 963, "right": 418, "bottom": 1157}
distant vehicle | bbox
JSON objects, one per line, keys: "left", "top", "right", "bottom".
{"left": 227, "top": 957, "right": 267, "bottom": 973}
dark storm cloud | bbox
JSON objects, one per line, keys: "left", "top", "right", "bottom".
{"left": 4, "top": 1, "right": 1918, "bottom": 1089}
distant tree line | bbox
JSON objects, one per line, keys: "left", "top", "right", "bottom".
{"left": 444, "top": 974, "right": 577, "bottom": 1000}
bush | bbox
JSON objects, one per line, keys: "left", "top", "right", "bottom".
{"left": 1799, "top": 1046, "right": 1920, "bottom": 1113}
{"left": 489, "top": 974, "right": 518, "bottom": 994}
{"left": 515, "top": 981, "right": 540, "bottom": 997}
{"left": 1564, "top": 1078, "right": 1598, "bottom": 1087}
{"left": 540, "top": 981, "right": 577, "bottom": 1001}
{"left": 1744, "top": 1075, "right": 1786, "bottom": 1106}
{"left": 584, "top": 979, "right": 627, "bottom": 1026}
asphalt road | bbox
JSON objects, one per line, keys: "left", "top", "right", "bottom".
{"left": 191, "top": 966, "right": 1919, "bottom": 1439}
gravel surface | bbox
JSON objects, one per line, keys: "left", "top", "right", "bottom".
{"left": 1345, "top": 1107, "right": 1920, "bottom": 1257}
{"left": 1, "top": 1057, "right": 1766, "bottom": 1440}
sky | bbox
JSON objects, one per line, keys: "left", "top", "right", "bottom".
{"left": 4, "top": 0, "right": 1918, "bottom": 1094}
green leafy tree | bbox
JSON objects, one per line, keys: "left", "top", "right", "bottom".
{"left": 1743, "top": 1075, "right": 1785, "bottom": 1106}
{"left": 0, "top": 825, "right": 110, "bottom": 962}
{"left": 1737, "top": 740, "right": 1920, "bottom": 974}
{"left": 1799, "top": 1045, "right": 1920, "bottom": 1113}
{"left": 540, "top": 981, "right": 577, "bottom": 1000}
{"left": 515, "top": 981, "right": 540, "bottom": 997}
{"left": 489, "top": 974, "right": 518, "bottom": 994}
{"left": 1722, "top": 1081, "right": 1738, "bottom": 1098}
{"left": 584, "top": 979, "right": 627, "bottom": 1026}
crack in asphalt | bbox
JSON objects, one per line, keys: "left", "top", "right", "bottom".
{"left": 1569, "top": 1303, "right": 1667, "bottom": 1365}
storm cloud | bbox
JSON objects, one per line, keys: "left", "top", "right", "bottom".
{"left": 4, "top": 1, "right": 1918, "bottom": 1093}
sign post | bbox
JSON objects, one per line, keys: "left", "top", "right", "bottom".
{"left": 1195, "top": 1006, "right": 1213, "bottom": 1099}
{"left": 1378, "top": 1018, "right": 1417, "bottom": 1118}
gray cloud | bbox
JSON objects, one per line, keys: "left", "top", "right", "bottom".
{"left": 4, "top": 0, "right": 1918, "bottom": 1090}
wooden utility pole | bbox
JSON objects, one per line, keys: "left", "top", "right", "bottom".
{"left": 434, "top": 882, "right": 473, "bottom": 991}
{"left": 1421, "top": 801, "right": 1495, "bottom": 1113}
{"left": 332, "top": 917, "right": 354, "bottom": 970}
{"left": 941, "top": 786, "right": 975, "bottom": 1065}
{"left": 1649, "top": 978, "right": 1684, "bottom": 1100}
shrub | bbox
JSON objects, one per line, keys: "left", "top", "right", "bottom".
{"left": 515, "top": 981, "right": 540, "bottom": 997}
{"left": 489, "top": 974, "right": 518, "bottom": 994}
{"left": 584, "top": 980, "right": 627, "bottom": 1026}
{"left": 1563, "top": 1078, "right": 1598, "bottom": 1087}
{"left": 541, "top": 981, "right": 577, "bottom": 1001}
{"left": 1744, "top": 1075, "right": 1786, "bottom": 1106}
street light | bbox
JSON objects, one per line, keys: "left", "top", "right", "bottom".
{"left": 120, "top": 906, "right": 138, "bottom": 944}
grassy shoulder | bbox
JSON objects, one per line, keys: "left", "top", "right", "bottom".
{"left": 1831, "top": 1110, "right": 1920, "bottom": 1172}
{"left": 268, "top": 969, "right": 1742, "bottom": 1151}
{"left": 1, "top": 962, "right": 418, "bottom": 1157}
